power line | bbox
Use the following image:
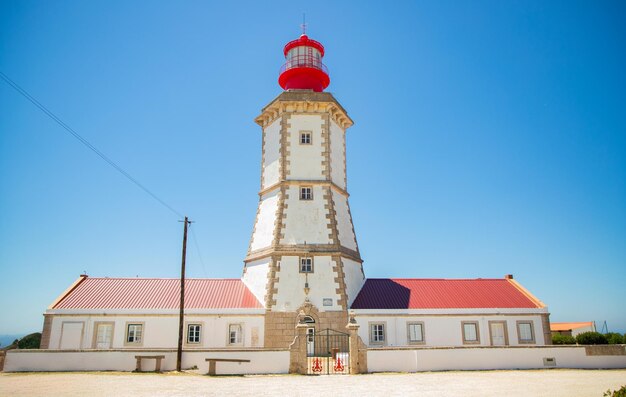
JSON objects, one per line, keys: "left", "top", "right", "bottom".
{"left": 0, "top": 71, "right": 183, "bottom": 219}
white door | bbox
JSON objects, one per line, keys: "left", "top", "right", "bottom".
{"left": 306, "top": 328, "right": 315, "bottom": 356}
{"left": 490, "top": 322, "right": 506, "bottom": 346}
{"left": 95, "top": 323, "right": 113, "bottom": 349}
{"left": 60, "top": 322, "right": 83, "bottom": 349}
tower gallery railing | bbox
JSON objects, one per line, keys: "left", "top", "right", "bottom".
{"left": 280, "top": 55, "right": 329, "bottom": 74}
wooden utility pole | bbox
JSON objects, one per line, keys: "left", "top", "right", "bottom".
{"left": 176, "top": 216, "right": 191, "bottom": 372}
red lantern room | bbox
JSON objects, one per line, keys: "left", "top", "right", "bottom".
{"left": 278, "top": 34, "right": 330, "bottom": 92}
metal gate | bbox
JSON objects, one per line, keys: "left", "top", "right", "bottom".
{"left": 306, "top": 328, "right": 350, "bottom": 375}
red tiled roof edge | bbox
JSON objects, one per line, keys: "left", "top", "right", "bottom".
{"left": 49, "top": 274, "right": 89, "bottom": 309}
{"left": 506, "top": 278, "right": 546, "bottom": 308}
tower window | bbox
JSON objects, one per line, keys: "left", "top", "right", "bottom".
{"left": 300, "top": 131, "right": 312, "bottom": 145}
{"left": 300, "top": 186, "right": 313, "bottom": 200}
{"left": 300, "top": 257, "right": 313, "bottom": 273}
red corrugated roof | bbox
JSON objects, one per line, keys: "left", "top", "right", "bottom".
{"left": 53, "top": 277, "right": 263, "bottom": 309}
{"left": 350, "top": 278, "right": 542, "bottom": 309}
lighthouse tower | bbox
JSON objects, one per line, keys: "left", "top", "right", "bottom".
{"left": 242, "top": 33, "right": 365, "bottom": 347}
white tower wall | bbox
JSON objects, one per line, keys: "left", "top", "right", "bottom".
{"left": 244, "top": 91, "right": 364, "bottom": 347}
{"left": 262, "top": 117, "right": 281, "bottom": 189}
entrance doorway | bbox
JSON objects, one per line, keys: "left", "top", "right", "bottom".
{"left": 59, "top": 322, "right": 84, "bottom": 349}
{"left": 306, "top": 329, "right": 350, "bottom": 375}
{"left": 302, "top": 316, "right": 316, "bottom": 357}
{"left": 489, "top": 321, "right": 508, "bottom": 346}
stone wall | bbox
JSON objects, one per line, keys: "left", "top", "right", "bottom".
{"left": 264, "top": 304, "right": 348, "bottom": 349}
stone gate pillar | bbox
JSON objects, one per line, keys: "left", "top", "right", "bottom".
{"left": 346, "top": 312, "right": 360, "bottom": 375}
{"left": 289, "top": 311, "right": 310, "bottom": 374}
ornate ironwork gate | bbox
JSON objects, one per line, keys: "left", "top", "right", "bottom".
{"left": 306, "top": 328, "right": 350, "bottom": 375}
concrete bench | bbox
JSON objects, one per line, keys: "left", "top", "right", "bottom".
{"left": 205, "top": 358, "right": 251, "bottom": 375}
{"left": 134, "top": 355, "right": 165, "bottom": 372}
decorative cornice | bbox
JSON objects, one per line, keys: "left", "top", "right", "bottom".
{"left": 259, "top": 180, "right": 349, "bottom": 198}
{"left": 245, "top": 244, "right": 362, "bottom": 264}
{"left": 255, "top": 91, "right": 353, "bottom": 130}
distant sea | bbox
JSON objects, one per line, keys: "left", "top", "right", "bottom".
{"left": 0, "top": 334, "right": 26, "bottom": 348}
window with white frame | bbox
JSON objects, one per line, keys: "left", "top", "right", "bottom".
{"left": 300, "top": 257, "right": 313, "bottom": 273}
{"left": 300, "top": 186, "right": 313, "bottom": 200}
{"left": 187, "top": 324, "right": 201, "bottom": 344}
{"left": 300, "top": 131, "right": 312, "bottom": 145}
{"left": 407, "top": 322, "right": 425, "bottom": 344}
{"left": 517, "top": 321, "right": 535, "bottom": 344}
{"left": 462, "top": 321, "right": 480, "bottom": 344}
{"left": 370, "top": 323, "right": 386, "bottom": 344}
{"left": 126, "top": 323, "right": 143, "bottom": 344}
{"left": 228, "top": 324, "right": 243, "bottom": 345}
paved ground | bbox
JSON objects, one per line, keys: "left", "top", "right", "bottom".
{"left": 0, "top": 369, "right": 625, "bottom": 396}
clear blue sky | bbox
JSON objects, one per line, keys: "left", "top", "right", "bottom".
{"left": 1, "top": 0, "right": 624, "bottom": 336}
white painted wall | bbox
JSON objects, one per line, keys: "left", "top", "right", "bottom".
{"left": 46, "top": 315, "right": 265, "bottom": 350}
{"left": 280, "top": 185, "right": 331, "bottom": 245}
{"left": 250, "top": 189, "right": 279, "bottom": 251}
{"left": 342, "top": 258, "right": 365, "bottom": 307}
{"left": 329, "top": 120, "right": 346, "bottom": 189}
{"left": 332, "top": 190, "right": 357, "bottom": 251}
{"left": 262, "top": 117, "right": 281, "bottom": 189}
{"left": 355, "top": 315, "right": 546, "bottom": 347}
{"left": 287, "top": 114, "right": 325, "bottom": 181}
{"left": 5, "top": 350, "right": 290, "bottom": 374}
{"left": 367, "top": 346, "right": 626, "bottom": 372}
{"left": 272, "top": 255, "right": 341, "bottom": 312}
{"left": 242, "top": 258, "right": 270, "bottom": 306}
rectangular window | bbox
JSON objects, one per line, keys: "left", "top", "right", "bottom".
{"left": 407, "top": 322, "right": 425, "bottom": 344}
{"left": 300, "top": 131, "right": 312, "bottom": 145}
{"left": 370, "top": 323, "right": 386, "bottom": 344}
{"left": 300, "top": 257, "right": 313, "bottom": 273}
{"left": 300, "top": 186, "right": 313, "bottom": 200}
{"left": 187, "top": 324, "right": 201, "bottom": 344}
{"left": 462, "top": 321, "right": 480, "bottom": 344}
{"left": 93, "top": 322, "right": 114, "bottom": 349}
{"left": 517, "top": 321, "right": 535, "bottom": 344}
{"left": 229, "top": 324, "right": 243, "bottom": 345}
{"left": 126, "top": 323, "right": 143, "bottom": 344}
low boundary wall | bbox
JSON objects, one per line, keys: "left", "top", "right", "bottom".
{"left": 367, "top": 345, "right": 626, "bottom": 373}
{"left": 4, "top": 349, "right": 289, "bottom": 374}
{"left": 5, "top": 346, "right": 624, "bottom": 374}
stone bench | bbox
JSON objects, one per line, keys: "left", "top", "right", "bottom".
{"left": 205, "top": 358, "right": 251, "bottom": 375}
{"left": 134, "top": 355, "right": 165, "bottom": 372}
